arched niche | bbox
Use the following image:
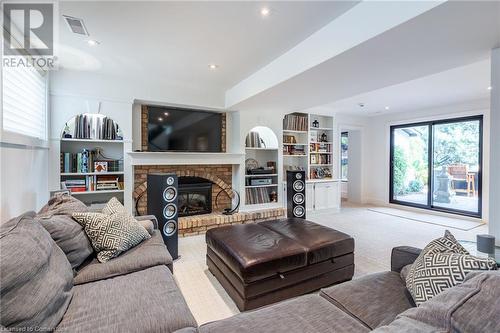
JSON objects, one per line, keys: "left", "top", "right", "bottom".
{"left": 245, "top": 126, "right": 279, "bottom": 149}
{"left": 244, "top": 126, "right": 280, "bottom": 206}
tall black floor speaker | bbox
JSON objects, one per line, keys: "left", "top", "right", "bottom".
{"left": 147, "top": 173, "right": 179, "bottom": 259}
{"left": 286, "top": 170, "right": 306, "bottom": 219}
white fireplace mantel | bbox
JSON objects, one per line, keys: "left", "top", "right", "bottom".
{"left": 127, "top": 151, "right": 245, "bottom": 165}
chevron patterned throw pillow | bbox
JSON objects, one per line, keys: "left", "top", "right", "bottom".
{"left": 406, "top": 230, "right": 497, "bottom": 306}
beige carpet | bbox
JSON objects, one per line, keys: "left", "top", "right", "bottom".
{"left": 173, "top": 204, "right": 488, "bottom": 325}
{"left": 368, "top": 206, "right": 484, "bottom": 231}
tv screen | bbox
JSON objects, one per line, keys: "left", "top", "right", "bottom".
{"left": 147, "top": 107, "right": 222, "bottom": 152}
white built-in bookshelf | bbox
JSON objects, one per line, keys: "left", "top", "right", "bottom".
{"left": 282, "top": 113, "right": 334, "bottom": 181}
{"left": 244, "top": 126, "right": 280, "bottom": 206}
{"left": 59, "top": 114, "right": 125, "bottom": 206}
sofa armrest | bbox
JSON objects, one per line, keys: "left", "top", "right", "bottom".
{"left": 136, "top": 215, "right": 159, "bottom": 229}
{"left": 391, "top": 246, "right": 422, "bottom": 273}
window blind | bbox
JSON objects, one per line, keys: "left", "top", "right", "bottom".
{"left": 2, "top": 66, "right": 47, "bottom": 140}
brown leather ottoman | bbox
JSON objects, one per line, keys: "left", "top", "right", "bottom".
{"left": 206, "top": 218, "right": 354, "bottom": 311}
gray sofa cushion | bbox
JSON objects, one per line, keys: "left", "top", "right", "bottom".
{"left": 373, "top": 271, "right": 500, "bottom": 333}
{"left": 74, "top": 230, "right": 173, "bottom": 284}
{"left": 320, "top": 271, "right": 414, "bottom": 329}
{"left": 57, "top": 265, "right": 197, "bottom": 333}
{"left": 36, "top": 214, "right": 93, "bottom": 268}
{"left": 0, "top": 212, "right": 74, "bottom": 330}
{"left": 37, "top": 193, "right": 93, "bottom": 268}
{"left": 198, "top": 294, "right": 369, "bottom": 333}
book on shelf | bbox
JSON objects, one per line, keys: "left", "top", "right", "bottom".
{"left": 72, "top": 114, "right": 120, "bottom": 140}
{"left": 283, "top": 114, "right": 308, "bottom": 131}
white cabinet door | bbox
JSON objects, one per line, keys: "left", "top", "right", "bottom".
{"left": 306, "top": 183, "right": 314, "bottom": 210}
{"left": 314, "top": 182, "right": 340, "bottom": 210}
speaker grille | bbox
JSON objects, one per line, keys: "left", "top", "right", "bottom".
{"left": 163, "top": 203, "right": 177, "bottom": 219}
{"left": 163, "top": 187, "right": 177, "bottom": 202}
{"left": 293, "top": 180, "right": 305, "bottom": 192}
{"left": 163, "top": 221, "right": 177, "bottom": 236}
{"left": 293, "top": 206, "right": 305, "bottom": 218}
{"left": 293, "top": 193, "right": 305, "bottom": 205}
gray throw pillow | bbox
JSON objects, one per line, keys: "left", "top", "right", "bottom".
{"left": 72, "top": 211, "right": 151, "bottom": 263}
{"left": 0, "top": 212, "right": 74, "bottom": 330}
{"left": 37, "top": 193, "right": 93, "bottom": 268}
{"left": 38, "top": 192, "right": 89, "bottom": 216}
{"left": 36, "top": 214, "right": 93, "bottom": 268}
{"left": 406, "top": 230, "right": 497, "bottom": 305}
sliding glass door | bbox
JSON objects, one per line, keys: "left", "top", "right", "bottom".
{"left": 390, "top": 116, "right": 482, "bottom": 217}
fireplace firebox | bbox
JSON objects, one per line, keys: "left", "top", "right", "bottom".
{"left": 178, "top": 177, "right": 212, "bottom": 217}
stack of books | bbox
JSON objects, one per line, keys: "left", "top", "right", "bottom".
{"left": 62, "top": 179, "right": 87, "bottom": 192}
{"left": 96, "top": 176, "right": 120, "bottom": 191}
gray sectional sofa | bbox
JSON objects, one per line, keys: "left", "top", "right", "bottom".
{"left": 0, "top": 211, "right": 198, "bottom": 332}
{"left": 1, "top": 210, "right": 499, "bottom": 332}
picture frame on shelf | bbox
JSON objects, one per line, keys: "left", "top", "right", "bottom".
{"left": 94, "top": 161, "right": 108, "bottom": 173}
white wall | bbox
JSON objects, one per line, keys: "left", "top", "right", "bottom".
{"left": 488, "top": 48, "right": 499, "bottom": 244}
{"left": 51, "top": 70, "right": 224, "bottom": 109}
{"left": 361, "top": 99, "right": 490, "bottom": 221}
{"left": 0, "top": 145, "right": 49, "bottom": 221}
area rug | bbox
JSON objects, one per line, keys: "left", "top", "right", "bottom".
{"left": 368, "top": 207, "right": 485, "bottom": 231}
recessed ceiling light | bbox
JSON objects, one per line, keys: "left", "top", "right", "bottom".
{"left": 260, "top": 7, "right": 271, "bottom": 17}
{"left": 158, "top": 117, "right": 163, "bottom": 121}
{"left": 87, "top": 39, "right": 100, "bottom": 46}
{"left": 164, "top": 112, "right": 169, "bottom": 116}
{"left": 487, "top": 86, "right": 492, "bottom": 90}
{"left": 385, "top": 106, "right": 390, "bottom": 110}
{"left": 208, "top": 64, "right": 219, "bottom": 70}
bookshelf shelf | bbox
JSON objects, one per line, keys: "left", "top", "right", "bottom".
{"left": 245, "top": 173, "right": 278, "bottom": 177}
{"left": 61, "top": 171, "right": 124, "bottom": 176}
{"left": 283, "top": 154, "right": 307, "bottom": 157}
{"left": 61, "top": 138, "right": 124, "bottom": 143}
{"left": 283, "top": 130, "right": 307, "bottom": 134}
{"left": 310, "top": 127, "right": 333, "bottom": 131}
{"left": 71, "top": 190, "right": 124, "bottom": 195}
{"left": 245, "top": 184, "right": 279, "bottom": 188}
{"left": 245, "top": 147, "right": 277, "bottom": 151}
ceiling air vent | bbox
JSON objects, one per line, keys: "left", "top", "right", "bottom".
{"left": 63, "top": 15, "right": 89, "bottom": 36}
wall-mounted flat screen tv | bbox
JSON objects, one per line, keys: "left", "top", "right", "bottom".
{"left": 147, "top": 106, "right": 222, "bottom": 152}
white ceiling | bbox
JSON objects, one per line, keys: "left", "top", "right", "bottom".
{"left": 55, "top": 1, "right": 500, "bottom": 115}
{"left": 229, "top": 1, "right": 500, "bottom": 113}
{"left": 57, "top": 1, "right": 358, "bottom": 91}
{"left": 314, "top": 59, "right": 491, "bottom": 116}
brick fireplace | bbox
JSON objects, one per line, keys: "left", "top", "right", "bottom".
{"left": 134, "top": 164, "right": 233, "bottom": 215}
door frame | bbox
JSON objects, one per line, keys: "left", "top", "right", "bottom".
{"left": 389, "top": 115, "right": 483, "bottom": 218}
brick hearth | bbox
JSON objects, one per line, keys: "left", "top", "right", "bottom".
{"left": 178, "top": 208, "right": 285, "bottom": 237}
